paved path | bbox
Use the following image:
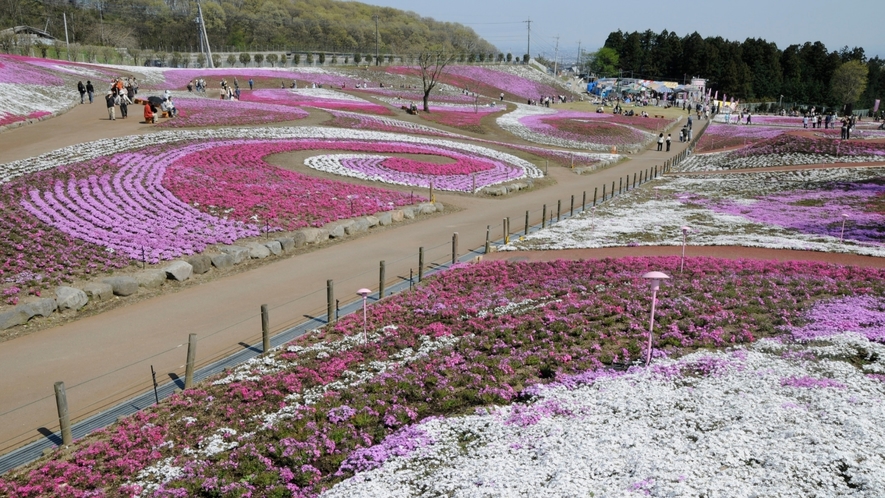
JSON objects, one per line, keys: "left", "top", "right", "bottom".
{"left": 0, "top": 106, "right": 696, "bottom": 453}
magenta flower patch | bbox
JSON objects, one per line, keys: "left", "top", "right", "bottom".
{"left": 155, "top": 96, "right": 308, "bottom": 128}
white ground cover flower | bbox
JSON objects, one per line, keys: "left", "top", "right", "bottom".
{"left": 289, "top": 87, "right": 373, "bottom": 102}
{"left": 679, "top": 150, "right": 885, "bottom": 173}
{"left": 322, "top": 332, "right": 885, "bottom": 497}
{"left": 0, "top": 83, "right": 74, "bottom": 125}
{"left": 504, "top": 167, "right": 885, "bottom": 257}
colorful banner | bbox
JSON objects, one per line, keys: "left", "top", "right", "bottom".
{"left": 714, "top": 90, "right": 718, "bottom": 100}
{"left": 874, "top": 99, "right": 881, "bottom": 113}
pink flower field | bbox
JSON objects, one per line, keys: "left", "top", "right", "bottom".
{"left": 241, "top": 89, "right": 394, "bottom": 115}
{"left": 1, "top": 257, "right": 883, "bottom": 496}
{"left": 155, "top": 97, "right": 309, "bottom": 128}
{"left": 696, "top": 124, "right": 791, "bottom": 152}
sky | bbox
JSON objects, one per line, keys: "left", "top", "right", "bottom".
{"left": 360, "top": 0, "right": 884, "bottom": 64}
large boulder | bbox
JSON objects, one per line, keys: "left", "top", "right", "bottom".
{"left": 433, "top": 202, "right": 445, "bottom": 213}
{"left": 391, "top": 210, "right": 405, "bottom": 223}
{"left": 365, "top": 216, "right": 379, "bottom": 227}
{"left": 0, "top": 309, "right": 29, "bottom": 330}
{"left": 164, "top": 261, "right": 193, "bottom": 281}
{"left": 263, "top": 240, "right": 283, "bottom": 256}
{"left": 276, "top": 237, "right": 295, "bottom": 252}
{"left": 377, "top": 212, "right": 393, "bottom": 226}
{"left": 484, "top": 186, "right": 508, "bottom": 197}
{"left": 291, "top": 231, "right": 308, "bottom": 248}
{"left": 186, "top": 254, "right": 212, "bottom": 274}
{"left": 55, "top": 286, "right": 88, "bottom": 311}
{"left": 402, "top": 207, "right": 416, "bottom": 220}
{"left": 210, "top": 253, "right": 235, "bottom": 269}
{"left": 102, "top": 277, "right": 139, "bottom": 296}
{"left": 17, "top": 298, "right": 58, "bottom": 318}
{"left": 219, "top": 245, "right": 250, "bottom": 264}
{"left": 83, "top": 282, "right": 114, "bottom": 301}
{"left": 246, "top": 242, "right": 270, "bottom": 259}
{"left": 134, "top": 270, "right": 166, "bottom": 289}
{"left": 300, "top": 228, "right": 326, "bottom": 245}
{"left": 346, "top": 219, "right": 369, "bottom": 235}
{"left": 327, "top": 224, "right": 346, "bottom": 239}
{"left": 418, "top": 203, "right": 437, "bottom": 214}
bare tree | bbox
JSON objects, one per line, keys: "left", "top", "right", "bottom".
{"left": 413, "top": 42, "right": 468, "bottom": 112}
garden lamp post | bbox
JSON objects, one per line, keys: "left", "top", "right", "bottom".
{"left": 357, "top": 288, "right": 371, "bottom": 344}
{"left": 840, "top": 213, "right": 848, "bottom": 243}
{"left": 680, "top": 226, "right": 691, "bottom": 273}
{"left": 642, "top": 271, "right": 670, "bottom": 367}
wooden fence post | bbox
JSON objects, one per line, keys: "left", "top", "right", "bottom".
{"left": 379, "top": 260, "right": 386, "bottom": 299}
{"left": 327, "top": 280, "right": 335, "bottom": 324}
{"left": 418, "top": 248, "right": 424, "bottom": 281}
{"left": 184, "top": 333, "right": 197, "bottom": 389}
{"left": 54, "top": 381, "right": 72, "bottom": 446}
{"left": 261, "top": 304, "right": 270, "bottom": 354}
{"left": 451, "top": 232, "right": 458, "bottom": 264}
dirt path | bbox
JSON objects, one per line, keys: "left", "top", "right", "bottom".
{"left": 0, "top": 110, "right": 785, "bottom": 455}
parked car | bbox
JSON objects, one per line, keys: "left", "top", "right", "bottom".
{"left": 143, "top": 59, "right": 167, "bottom": 67}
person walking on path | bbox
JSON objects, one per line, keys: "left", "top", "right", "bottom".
{"left": 118, "top": 92, "right": 131, "bottom": 119}
{"left": 249, "top": 78, "right": 254, "bottom": 90}
{"left": 77, "top": 81, "right": 86, "bottom": 104}
{"left": 666, "top": 134, "right": 672, "bottom": 152}
{"left": 105, "top": 92, "right": 116, "bottom": 120}
{"left": 657, "top": 133, "right": 664, "bottom": 151}
{"left": 86, "top": 81, "right": 94, "bottom": 104}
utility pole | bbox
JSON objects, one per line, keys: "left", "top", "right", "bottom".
{"left": 576, "top": 40, "right": 581, "bottom": 67}
{"left": 523, "top": 18, "right": 531, "bottom": 61}
{"left": 373, "top": 15, "right": 379, "bottom": 66}
{"left": 63, "top": 13, "right": 70, "bottom": 61}
{"left": 197, "top": 0, "right": 214, "bottom": 67}
{"left": 553, "top": 35, "right": 559, "bottom": 76}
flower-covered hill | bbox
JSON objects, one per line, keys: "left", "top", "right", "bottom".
{"left": 1, "top": 257, "right": 883, "bottom": 496}
{"left": 0, "top": 55, "right": 76, "bottom": 128}
{"left": 506, "top": 166, "right": 885, "bottom": 256}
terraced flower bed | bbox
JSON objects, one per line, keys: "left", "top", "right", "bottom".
{"left": 680, "top": 134, "right": 885, "bottom": 172}
{"left": 506, "top": 167, "right": 885, "bottom": 256}
{"left": 3, "top": 256, "right": 885, "bottom": 496}
{"left": 241, "top": 88, "right": 394, "bottom": 115}
{"left": 498, "top": 105, "right": 652, "bottom": 151}
{"left": 155, "top": 96, "right": 309, "bottom": 127}
{"left": 695, "top": 123, "right": 790, "bottom": 152}
{"left": 0, "top": 55, "right": 72, "bottom": 128}
{"left": 0, "top": 126, "right": 544, "bottom": 299}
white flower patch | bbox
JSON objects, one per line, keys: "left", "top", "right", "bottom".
{"left": 0, "top": 126, "right": 543, "bottom": 184}
{"left": 504, "top": 167, "right": 885, "bottom": 257}
{"left": 130, "top": 457, "right": 184, "bottom": 496}
{"left": 322, "top": 333, "right": 885, "bottom": 497}
{"left": 289, "top": 87, "right": 372, "bottom": 102}
{"left": 198, "top": 427, "right": 239, "bottom": 456}
{"left": 0, "top": 83, "right": 74, "bottom": 124}
{"left": 679, "top": 150, "right": 885, "bottom": 173}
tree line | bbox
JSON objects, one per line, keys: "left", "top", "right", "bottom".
{"left": 593, "top": 29, "right": 882, "bottom": 109}
{"left": 1, "top": 0, "right": 495, "bottom": 57}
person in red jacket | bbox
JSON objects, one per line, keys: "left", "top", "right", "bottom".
{"left": 143, "top": 102, "right": 155, "bottom": 124}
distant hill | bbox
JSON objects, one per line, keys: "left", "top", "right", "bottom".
{"left": 1, "top": 0, "right": 496, "bottom": 56}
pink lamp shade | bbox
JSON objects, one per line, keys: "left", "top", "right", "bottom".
{"left": 357, "top": 288, "right": 371, "bottom": 297}
{"left": 642, "top": 271, "right": 670, "bottom": 291}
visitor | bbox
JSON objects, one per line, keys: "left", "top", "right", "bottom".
{"left": 666, "top": 134, "right": 672, "bottom": 152}
{"left": 77, "top": 81, "right": 86, "bottom": 104}
{"left": 86, "top": 81, "right": 94, "bottom": 104}
{"left": 105, "top": 92, "right": 116, "bottom": 120}
{"left": 657, "top": 133, "right": 664, "bottom": 151}
{"left": 249, "top": 78, "right": 254, "bottom": 90}
{"left": 144, "top": 102, "right": 155, "bottom": 124}
{"left": 118, "top": 91, "right": 131, "bottom": 119}
{"left": 746, "top": 112, "right": 751, "bottom": 125}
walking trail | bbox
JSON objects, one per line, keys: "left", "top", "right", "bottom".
{"left": 0, "top": 103, "right": 849, "bottom": 457}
